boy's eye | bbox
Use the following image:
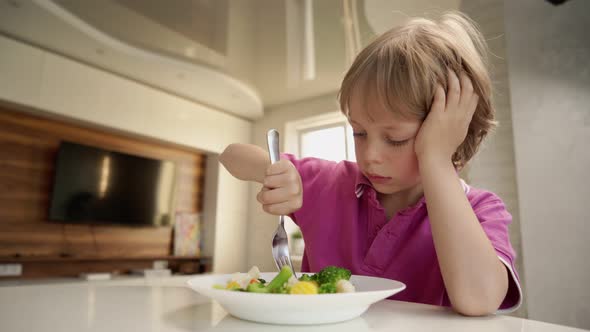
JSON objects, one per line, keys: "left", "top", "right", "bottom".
{"left": 387, "top": 138, "right": 409, "bottom": 147}
{"left": 352, "top": 132, "right": 366, "bottom": 138}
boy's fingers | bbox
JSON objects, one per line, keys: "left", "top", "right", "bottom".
{"left": 459, "top": 72, "right": 474, "bottom": 108}
{"left": 266, "top": 159, "right": 292, "bottom": 175}
{"left": 430, "top": 85, "right": 446, "bottom": 114}
{"left": 263, "top": 172, "right": 299, "bottom": 190}
{"left": 263, "top": 200, "right": 299, "bottom": 216}
{"left": 446, "top": 69, "right": 461, "bottom": 109}
{"left": 257, "top": 187, "right": 294, "bottom": 205}
{"left": 256, "top": 187, "right": 268, "bottom": 204}
{"left": 265, "top": 164, "right": 278, "bottom": 176}
{"left": 263, "top": 174, "right": 281, "bottom": 188}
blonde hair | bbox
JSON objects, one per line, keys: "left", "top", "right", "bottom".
{"left": 339, "top": 11, "right": 496, "bottom": 168}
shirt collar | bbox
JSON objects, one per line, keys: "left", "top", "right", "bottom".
{"left": 354, "top": 169, "right": 471, "bottom": 199}
{"left": 354, "top": 168, "right": 428, "bottom": 214}
{"left": 354, "top": 169, "right": 372, "bottom": 198}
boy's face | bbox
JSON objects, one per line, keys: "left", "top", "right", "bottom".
{"left": 348, "top": 95, "right": 422, "bottom": 195}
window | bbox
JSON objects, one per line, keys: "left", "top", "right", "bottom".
{"left": 285, "top": 112, "right": 356, "bottom": 162}
{"left": 283, "top": 112, "right": 355, "bottom": 257}
{"left": 299, "top": 124, "right": 356, "bottom": 161}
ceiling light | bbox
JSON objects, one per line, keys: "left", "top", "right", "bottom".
{"left": 286, "top": 0, "right": 316, "bottom": 84}
{"left": 342, "top": 0, "right": 361, "bottom": 67}
{"left": 301, "top": 0, "right": 315, "bottom": 81}
{"left": 6, "top": 0, "right": 20, "bottom": 8}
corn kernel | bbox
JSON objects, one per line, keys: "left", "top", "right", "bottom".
{"left": 289, "top": 281, "right": 319, "bottom": 295}
{"left": 226, "top": 281, "right": 241, "bottom": 290}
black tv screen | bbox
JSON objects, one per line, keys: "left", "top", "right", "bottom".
{"left": 49, "top": 142, "right": 177, "bottom": 226}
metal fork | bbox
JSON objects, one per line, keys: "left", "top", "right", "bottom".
{"left": 266, "top": 129, "right": 297, "bottom": 278}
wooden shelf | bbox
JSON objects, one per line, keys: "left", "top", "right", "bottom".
{"left": 0, "top": 255, "right": 212, "bottom": 279}
{"left": 0, "top": 255, "right": 211, "bottom": 263}
{"left": 0, "top": 106, "right": 208, "bottom": 279}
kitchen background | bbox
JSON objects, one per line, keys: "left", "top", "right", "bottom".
{"left": 0, "top": 0, "right": 588, "bottom": 329}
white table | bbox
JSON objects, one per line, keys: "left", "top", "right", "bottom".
{"left": 0, "top": 276, "right": 585, "bottom": 332}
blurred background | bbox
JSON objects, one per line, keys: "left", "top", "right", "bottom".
{"left": 0, "top": 0, "right": 588, "bottom": 329}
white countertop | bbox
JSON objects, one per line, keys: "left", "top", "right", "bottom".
{"left": 0, "top": 276, "right": 585, "bottom": 332}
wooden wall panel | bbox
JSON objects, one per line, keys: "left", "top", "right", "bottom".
{"left": 0, "top": 105, "right": 207, "bottom": 277}
{"left": 0, "top": 223, "right": 65, "bottom": 257}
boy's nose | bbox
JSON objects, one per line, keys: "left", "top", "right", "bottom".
{"left": 364, "top": 141, "right": 383, "bottom": 164}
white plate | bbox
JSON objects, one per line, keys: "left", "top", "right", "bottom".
{"left": 186, "top": 272, "right": 406, "bottom": 325}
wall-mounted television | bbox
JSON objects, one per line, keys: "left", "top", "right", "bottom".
{"left": 48, "top": 141, "right": 177, "bottom": 227}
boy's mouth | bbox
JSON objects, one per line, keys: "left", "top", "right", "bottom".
{"left": 366, "top": 173, "right": 392, "bottom": 184}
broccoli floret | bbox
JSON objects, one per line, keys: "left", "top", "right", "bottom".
{"left": 318, "top": 283, "right": 337, "bottom": 294}
{"left": 298, "top": 274, "right": 314, "bottom": 282}
{"left": 315, "top": 266, "right": 351, "bottom": 285}
{"left": 249, "top": 265, "right": 292, "bottom": 293}
{"left": 246, "top": 282, "right": 269, "bottom": 293}
{"left": 273, "top": 286, "right": 289, "bottom": 294}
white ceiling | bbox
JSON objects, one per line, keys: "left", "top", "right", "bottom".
{"left": 0, "top": 0, "right": 460, "bottom": 120}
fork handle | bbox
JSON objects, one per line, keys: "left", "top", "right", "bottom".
{"left": 267, "top": 129, "right": 280, "bottom": 164}
{"left": 279, "top": 215, "right": 285, "bottom": 226}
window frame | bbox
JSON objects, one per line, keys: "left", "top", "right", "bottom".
{"left": 282, "top": 111, "right": 355, "bottom": 259}
{"left": 285, "top": 111, "right": 354, "bottom": 161}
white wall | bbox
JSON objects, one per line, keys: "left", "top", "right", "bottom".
{"left": 247, "top": 93, "right": 341, "bottom": 270}
{"left": 459, "top": 0, "right": 526, "bottom": 318}
{"left": 0, "top": 35, "right": 252, "bottom": 274}
{"left": 505, "top": 0, "right": 590, "bottom": 329}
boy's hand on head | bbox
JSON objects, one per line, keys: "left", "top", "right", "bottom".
{"left": 256, "top": 159, "right": 303, "bottom": 216}
{"left": 414, "top": 69, "right": 479, "bottom": 165}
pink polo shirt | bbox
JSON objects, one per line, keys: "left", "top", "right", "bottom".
{"left": 283, "top": 154, "right": 522, "bottom": 313}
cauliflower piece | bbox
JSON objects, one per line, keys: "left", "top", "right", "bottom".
{"left": 230, "top": 266, "right": 262, "bottom": 290}
{"left": 247, "top": 266, "right": 261, "bottom": 280}
{"left": 286, "top": 275, "right": 299, "bottom": 288}
{"left": 230, "top": 272, "right": 252, "bottom": 289}
{"left": 336, "top": 279, "right": 355, "bottom": 293}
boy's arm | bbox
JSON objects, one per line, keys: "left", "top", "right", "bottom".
{"left": 219, "top": 143, "right": 270, "bottom": 184}
{"left": 416, "top": 71, "right": 508, "bottom": 316}
{"left": 419, "top": 159, "right": 508, "bottom": 316}
{"left": 220, "top": 143, "right": 303, "bottom": 216}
